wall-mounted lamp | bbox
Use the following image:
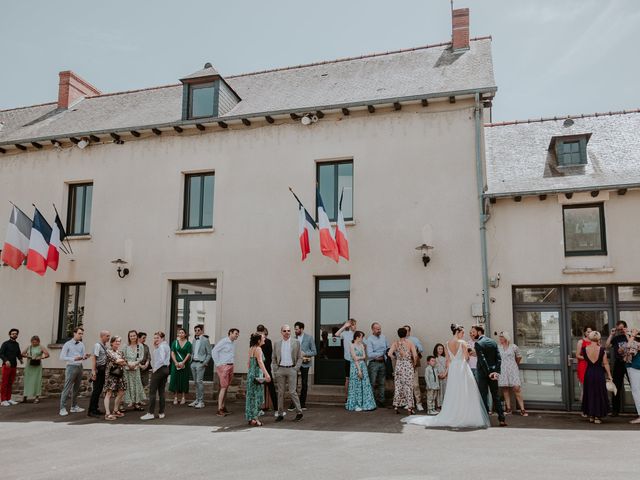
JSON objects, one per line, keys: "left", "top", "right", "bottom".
{"left": 489, "top": 273, "right": 500, "bottom": 288}
{"left": 111, "top": 258, "right": 130, "bottom": 278}
{"left": 415, "top": 243, "right": 434, "bottom": 267}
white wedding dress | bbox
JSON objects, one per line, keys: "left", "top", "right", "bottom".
{"left": 402, "top": 342, "right": 490, "bottom": 428}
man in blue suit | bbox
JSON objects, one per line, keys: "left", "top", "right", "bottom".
{"left": 290, "top": 322, "right": 317, "bottom": 410}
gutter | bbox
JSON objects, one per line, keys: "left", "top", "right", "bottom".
{"left": 0, "top": 86, "right": 497, "bottom": 149}
{"left": 474, "top": 93, "right": 491, "bottom": 331}
{"left": 485, "top": 182, "right": 639, "bottom": 200}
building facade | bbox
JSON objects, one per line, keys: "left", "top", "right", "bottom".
{"left": 1, "top": 11, "right": 497, "bottom": 387}
{"left": 485, "top": 111, "right": 640, "bottom": 410}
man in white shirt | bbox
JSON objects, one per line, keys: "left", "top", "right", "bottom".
{"left": 59, "top": 327, "right": 90, "bottom": 416}
{"left": 141, "top": 331, "right": 171, "bottom": 420}
{"left": 212, "top": 328, "right": 239, "bottom": 417}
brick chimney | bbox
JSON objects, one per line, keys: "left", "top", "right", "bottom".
{"left": 452, "top": 8, "right": 470, "bottom": 51}
{"left": 57, "top": 71, "right": 101, "bottom": 109}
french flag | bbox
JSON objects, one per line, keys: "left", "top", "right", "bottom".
{"left": 47, "top": 213, "right": 66, "bottom": 271}
{"left": 298, "top": 205, "right": 317, "bottom": 261}
{"left": 316, "top": 189, "right": 339, "bottom": 262}
{"left": 335, "top": 190, "right": 349, "bottom": 261}
{"left": 1, "top": 206, "right": 32, "bottom": 269}
{"left": 26, "top": 208, "right": 52, "bottom": 276}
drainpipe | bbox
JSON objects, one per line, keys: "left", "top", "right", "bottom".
{"left": 474, "top": 92, "right": 491, "bottom": 332}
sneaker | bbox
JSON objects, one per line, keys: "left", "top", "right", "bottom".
{"left": 302, "top": 407, "right": 308, "bottom": 411}
{"left": 59, "top": 408, "right": 69, "bottom": 416}
{"left": 287, "top": 404, "right": 295, "bottom": 412}
{"left": 274, "top": 411, "right": 286, "bottom": 417}
{"left": 194, "top": 402, "right": 204, "bottom": 409}
{"left": 188, "top": 400, "right": 198, "bottom": 407}
{"left": 294, "top": 413, "right": 303, "bottom": 422}
{"left": 158, "top": 413, "right": 165, "bottom": 419}
{"left": 69, "top": 406, "right": 85, "bottom": 413}
{"left": 0, "top": 401, "right": 10, "bottom": 407}
{"left": 355, "top": 407, "right": 363, "bottom": 412}
{"left": 140, "top": 413, "right": 155, "bottom": 421}
{"left": 630, "top": 417, "right": 640, "bottom": 424}
{"left": 8, "top": 400, "right": 19, "bottom": 405}
{"left": 428, "top": 410, "right": 437, "bottom": 415}
{"left": 416, "top": 404, "right": 424, "bottom": 412}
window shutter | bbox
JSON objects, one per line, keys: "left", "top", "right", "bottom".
{"left": 579, "top": 138, "right": 587, "bottom": 165}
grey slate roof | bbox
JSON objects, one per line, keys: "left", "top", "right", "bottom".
{"left": 0, "top": 38, "right": 495, "bottom": 145}
{"left": 484, "top": 111, "right": 640, "bottom": 196}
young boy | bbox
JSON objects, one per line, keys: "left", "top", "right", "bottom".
{"left": 424, "top": 355, "right": 440, "bottom": 415}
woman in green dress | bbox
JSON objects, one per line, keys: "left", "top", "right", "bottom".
{"left": 122, "top": 330, "right": 146, "bottom": 410}
{"left": 21, "top": 336, "right": 49, "bottom": 403}
{"left": 169, "top": 328, "right": 192, "bottom": 405}
{"left": 245, "top": 333, "right": 271, "bottom": 426}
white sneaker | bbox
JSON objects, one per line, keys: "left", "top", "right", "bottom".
{"left": 188, "top": 400, "right": 198, "bottom": 407}
{"left": 355, "top": 407, "right": 363, "bottom": 412}
{"left": 8, "top": 400, "right": 19, "bottom": 405}
{"left": 158, "top": 413, "right": 165, "bottom": 419}
{"left": 140, "top": 413, "right": 155, "bottom": 421}
{"left": 0, "top": 401, "right": 10, "bottom": 407}
{"left": 274, "top": 411, "right": 287, "bottom": 417}
{"left": 194, "top": 402, "right": 204, "bottom": 409}
{"left": 70, "top": 406, "right": 85, "bottom": 413}
{"left": 416, "top": 404, "right": 424, "bottom": 412}
{"left": 59, "top": 408, "right": 69, "bottom": 416}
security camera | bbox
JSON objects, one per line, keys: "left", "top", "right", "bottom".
{"left": 310, "top": 115, "right": 318, "bottom": 123}
{"left": 301, "top": 115, "right": 312, "bottom": 125}
{"left": 77, "top": 139, "right": 89, "bottom": 149}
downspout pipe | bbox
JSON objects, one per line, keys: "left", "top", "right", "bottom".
{"left": 474, "top": 93, "right": 491, "bottom": 332}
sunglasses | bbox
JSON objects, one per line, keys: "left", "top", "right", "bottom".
{"left": 282, "top": 329, "right": 291, "bottom": 332}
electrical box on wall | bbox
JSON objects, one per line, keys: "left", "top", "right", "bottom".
{"left": 471, "top": 303, "right": 484, "bottom": 318}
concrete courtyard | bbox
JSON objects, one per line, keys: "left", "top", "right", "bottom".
{"left": 1, "top": 398, "right": 637, "bottom": 480}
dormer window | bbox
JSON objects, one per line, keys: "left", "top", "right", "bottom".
{"left": 549, "top": 134, "right": 591, "bottom": 167}
{"left": 180, "top": 62, "right": 240, "bottom": 121}
{"left": 189, "top": 82, "right": 216, "bottom": 118}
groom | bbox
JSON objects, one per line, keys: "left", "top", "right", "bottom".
{"left": 470, "top": 324, "right": 507, "bottom": 427}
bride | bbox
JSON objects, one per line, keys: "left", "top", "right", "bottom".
{"left": 402, "top": 323, "right": 490, "bottom": 428}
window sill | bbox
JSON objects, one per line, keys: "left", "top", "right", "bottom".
{"left": 67, "top": 235, "right": 92, "bottom": 241}
{"left": 329, "top": 220, "right": 356, "bottom": 227}
{"left": 175, "top": 228, "right": 215, "bottom": 235}
{"left": 562, "top": 266, "right": 615, "bottom": 274}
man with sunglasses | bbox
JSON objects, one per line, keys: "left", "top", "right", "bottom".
{"left": 273, "top": 325, "right": 303, "bottom": 422}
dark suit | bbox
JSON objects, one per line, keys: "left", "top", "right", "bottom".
{"left": 474, "top": 335, "right": 505, "bottom": 422}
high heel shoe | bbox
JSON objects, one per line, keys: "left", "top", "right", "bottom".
{"left": 173, "top": 398, "right": 178, "bottom": 405}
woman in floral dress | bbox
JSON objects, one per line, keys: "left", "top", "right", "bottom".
{"left": 498, "top": 331, "right": 528, "bottom": 416}
{"left": 245, "top": 333, "right": 271, "bottom": 426}
{"left": 122, "top": 330, "right": 146, "bottom": 410}
{"left": 346, "top": 331, "right": 376, "bottom": 411}
{"left": 388, "top": 327, "right": 417, "bottom": 414}
{"left": 169, "top": 328, "right": 192, "bottom": 405}
{"left": 104, "top": 336, "right": 128, "bottom": 421}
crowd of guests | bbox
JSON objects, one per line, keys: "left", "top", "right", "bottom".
{"left": 1, "top": 319, "right": 640, "bottom": 427}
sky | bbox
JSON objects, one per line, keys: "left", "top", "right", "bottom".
{"left": 1, "top": 0, "right": 638, "bottom": 121}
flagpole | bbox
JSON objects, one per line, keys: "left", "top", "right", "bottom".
{"left": 52, "top": 203, "right": 73, "bottom": 254}
{"left": 288, "top": 186, "right": 304, "bottom": 207}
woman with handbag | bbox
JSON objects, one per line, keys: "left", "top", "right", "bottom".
{"left": 245, "top": 333, "right": 271, "bottom": 426}
{"left": 21, "top": 336, "right": 49, "bottom": 403}
{"left": 104, "top": 336, "right": 128, "bottom": 421}
{"left": 582, "top": 331, "right": 613, "bottom": 424}
{"left": 169, "top": 328, "right": 192, "bottom": 405}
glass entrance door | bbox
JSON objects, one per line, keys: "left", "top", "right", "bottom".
{"left": 172, "top": 280, "right": 217, "bottom": 381}
{"left": 566, "top": 309, "right": 611, "bottom": 410}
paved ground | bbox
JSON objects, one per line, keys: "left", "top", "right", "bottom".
{"left": 1, "top": 398, "right": 637, "bottom": 480}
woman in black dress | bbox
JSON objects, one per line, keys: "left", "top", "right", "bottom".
{"left": 581, "top": 331, "right": 613, "bottom": 424}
